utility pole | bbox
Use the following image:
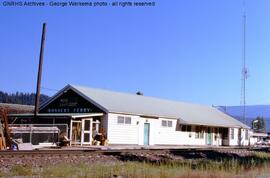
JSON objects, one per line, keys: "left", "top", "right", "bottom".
{"left": 34, "top": 23, "right": 46, "bottom": 118}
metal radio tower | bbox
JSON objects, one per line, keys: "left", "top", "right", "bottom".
{"left": 241, "top": 0, "right": 248, "bottom": 125}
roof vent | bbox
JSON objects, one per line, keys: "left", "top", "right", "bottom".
{"left": 136, "top": 91, "right": 143, "bottom": 96}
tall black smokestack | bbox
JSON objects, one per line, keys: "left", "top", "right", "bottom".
{"left": 34, "top": 23, "right": 46, "bottom": 117}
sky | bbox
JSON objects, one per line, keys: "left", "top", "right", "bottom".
{"left": 1, "top": 0, "right": 270, "bottom": 106}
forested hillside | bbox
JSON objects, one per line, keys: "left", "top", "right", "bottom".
{"left": 218, "top": 105, "right": 270, "bottom": 132}
{"left": 0, "top": 91, "right": 50, "bottom": 105}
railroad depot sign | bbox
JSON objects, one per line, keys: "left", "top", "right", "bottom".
{"left": 39, "top": 89, "right": 103, "bottom": 113}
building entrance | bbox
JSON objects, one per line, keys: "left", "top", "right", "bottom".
{"left": 70, "top": 117, "right": 101, "bottom": 146}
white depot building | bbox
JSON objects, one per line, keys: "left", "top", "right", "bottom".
{"left": 10, "top": 84, "right": 250, "bottom": 146}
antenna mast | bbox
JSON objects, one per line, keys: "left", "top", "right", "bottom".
{"left": 241, "top": 0, "right": 248, "bottom": 125}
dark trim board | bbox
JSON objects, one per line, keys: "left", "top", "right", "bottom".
{"left": 39, "top": 84, "right": 108, "bottom": 113}
{"left": 39, "top": 87, "right": 105, "bottom": 114}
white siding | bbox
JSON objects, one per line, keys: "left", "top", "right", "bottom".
{"left": 212, "top": 128, "right": 222, "bottom": 146}
{"left": 137, "top": 117, "right": 157, "bottom": 145}
{"left": 107, "top": 113, "right": 140, "bottom": 144}
{"left": 154, "top": 119, "right": 206, "bottom": 145}
{"left": 229, "top": 128, "right": 238, "bottom": 146}
{"left": 242, "top": 129, "right": 250, "bottom": 146}
{"left": 106, "top": 113, "right": 250, "bottom": 146}
{"left": 229, "top": 128, "right": 250, "bottom": 146}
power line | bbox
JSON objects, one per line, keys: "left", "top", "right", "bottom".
{"left": 41, "top": 87, "right": 59, "bottom": 92}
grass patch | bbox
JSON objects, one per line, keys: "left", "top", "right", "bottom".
{"left": 38, "top": 159, "right": 270, "bottom": 178}
{"left": 10, "top": 165, "right": 33, "bottom": 176}
{"left": 0, "top": 170, "right": 5, "bottom": 177}
{"left": 4, "top": 151, "right": 270, "bottom": 178}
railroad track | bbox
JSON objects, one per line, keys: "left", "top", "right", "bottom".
{"left": 0, "top": 146, "right": 268, "bottom": 157}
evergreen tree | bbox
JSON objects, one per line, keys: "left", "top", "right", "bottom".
{"left": 0, "top": 91, "right": 50, "bottom": 105}
{"left": 252, "top": 117, "right": 266, "bottom": 132}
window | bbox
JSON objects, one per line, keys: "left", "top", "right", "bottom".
{"left": 222, "top": 128, "right": 228, "bottom": 139}
{"left": 161, "top": 120, "right": 173, "bottom": 127}
{"left": 230, "top": 128, "right": 234, "bottom": 140}
{"left": 117, "top": 116, "right": 124, "bottom": 124}
{"left": 187, "top": 125, "right": 191, "bottom": 132}
{"left": 218, "top": 128, "right": 223, "bottom": 134}
{"left": 181, "top": 125, "right": 191, "bottom": 132}
{"left": 182, "top": 125, "right": 187, "bottom": 131}
{"left": 195, "top": 126, "right": 204, "bottom": 139}
{"left": 168, "top": 121, "right": 172, "bottom": 127}
{"left": 195, "top": 127, "right": 199, "bottom": 138}
{"left": 161, "top": 120, "right": 167, "bottom": 127}
{"left": 245, "top": 129, "right": 248, "bottom": 140}
{"left": 117, "top": 116, "right": 131, "bottom": 125}
{"left": 125, "top": 117, "right": 131, "bottom": 124}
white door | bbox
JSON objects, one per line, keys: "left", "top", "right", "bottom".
{"left": 81, "top": 118, "right": 92, "bottom": 145}
{"left": 70, "top": 120, "right": 82, "bottom": 145}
